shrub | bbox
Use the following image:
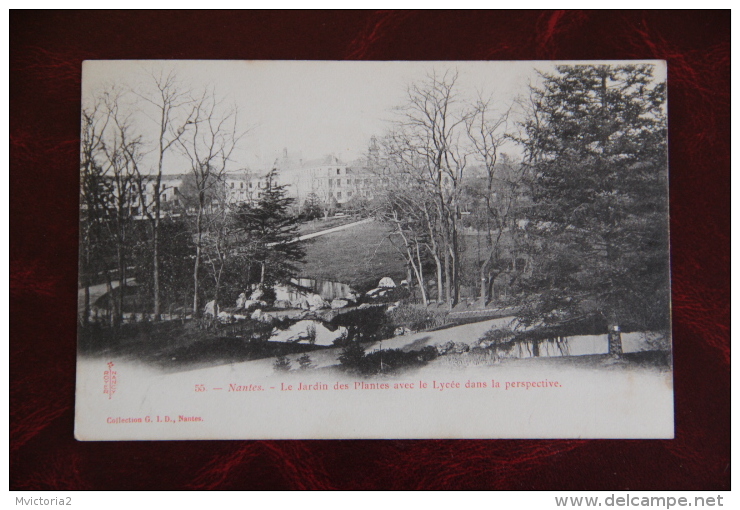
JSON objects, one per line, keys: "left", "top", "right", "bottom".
{"left": 338, "top": 341, "right": 438, "bottom": 376}
{"left": 641, "top": 331, "right": 671, "bottom": 352}
{"left": 478, "top": 327, "right": 517, "bottom": 347}
{"left": 273, "top": 355, "right": 292, "bottom": 372}
{"left": 297, "top": 353, "right": 314, "bottom": 370}
{"left": 331, "top": 306, "right": 393, "bottom": 342}
{"left": 337, "top": 341, "right": 368, "bottom": 373}
{"left": 388, "top": 304, "right": 447, "bottom": 331}
{"left": 363, "top": 346, "right": 438, "bottom": 375}
{"left": 306, "top": 323, "right": 317, "bottom": 345}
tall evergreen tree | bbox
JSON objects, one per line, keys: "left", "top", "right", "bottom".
{"left": 516, "top": 64, "right": 669, "bottom": 354}
{"left": 234, "top": 169, "right": 306, "bottom": 286}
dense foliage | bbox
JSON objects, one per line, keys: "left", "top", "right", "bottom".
{"left": 515, "top": 64, "right": 669, "bottom": 337}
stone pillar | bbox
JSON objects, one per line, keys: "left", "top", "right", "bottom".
{"left": 608, "top": 324, "right": 623, "bottom": 356}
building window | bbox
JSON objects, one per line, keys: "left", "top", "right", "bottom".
{"left": 328, "top": 178, "right": 333, "bottom": 187}
{"left": 174, "top": 187, "right": 178, "bottom": 194}
{"left": 230, "top": 182, "right": 234, "bottom": 189}
{"left": 249, "top": 182, "right": 253, "bottom": 188}
{"left": 240, "top": 182, "right": 244, "bottom": 189}
{"left": 348, "top": 191, "right": 352, "bottom": 198}
{"left": 337, "top": 179, "right": 341, "bottom": 187}
{"left": 336, "top": 168, "right": 340, "bottom": 175}
{"left": 162, "top": 195, "right": 167, "bottom": 202}
{"left": 336, "top": 192, "right": 342, "bottom": 199}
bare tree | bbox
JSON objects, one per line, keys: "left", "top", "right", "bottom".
{"left": 176, "top": 91, "right": 242, "bottom": 315}
{"left": 79, "top": 100, "right": 111, "bottom": 326}
{"left": 133, "top": 70, "right": 195, "bottom": 320}
{"left": 98, "top": 89, "right": 144, "bottom": 325}
{"left": 385, "top": 70, "right": 471, "bottom": 306}
{"left": 200, "top": 183, "right": 235, "bottom": 317}
{"left": 374, "top": 183, "right": 430, "bottom": 305}
{"left": 379, "top": 131, "right": 441, "bottom": 303}
{"left": 465, "top": 98, "right": 522, "bottom": 306}
{"left": 79, "top": 89, "right": 144, "bottom": 327}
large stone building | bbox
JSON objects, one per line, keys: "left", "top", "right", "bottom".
{"left": 99, "top": 150, "right": 384, "bottom": 219}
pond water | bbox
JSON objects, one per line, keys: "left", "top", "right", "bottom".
{"left": 492, "top": 332, "right": 663, "bottom": 359}
{"left": 291, "top": 278, "right": 358, "bottom": 301}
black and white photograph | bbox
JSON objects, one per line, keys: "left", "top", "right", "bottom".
{"left": 75, "top": 60, "right": 672, "bottom": 440}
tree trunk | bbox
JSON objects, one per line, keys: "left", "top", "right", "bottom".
{"left": 152, "top": 212, "right": 161, "bottom": 321}
{"left": 117, "top": 245, "right": 126, "bottom": 325}
{"left": 104, "top": 271, "right": 115, "bottom": 328}
{"left": 422, "top": 207, "right": 444, "bottom": 303}
{"left": 192, "top": 208, "right": 203, "bottom": 316}
{"left": 608, "top": 323, "right": 623, "bottom": 356}
{"left": 444, "top": 248, "right": 451, "bottom": 308}
{"left": 406, "top": 264, "right": 414, "bottom": 297}
{"left": 213, "top": 277, "right": 221, "bottom": 322}
{"left": 487, "top": 273, "right": 495, "bottom": 303}
{"left": 451, "top": 217, "right": 459, "bottom": 306}
{"left": 82, "top": 247, "right": 91, "bottom": 326}
{"left": 84, "top": 282, "right": 90, "bottom": 327}
{"left": 479, "top": 250, "right": 494, "bottom": 307}
{"left": 415, "top": 242, "right": 428, "bottom": 306}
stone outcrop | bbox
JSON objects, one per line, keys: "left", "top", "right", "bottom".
{"left": 330, "top": 299, "right": 349, "bottom": 309}
{"left": 272, "top": 283, "right": 328, "bottom": 310}
{"left": 270, "top": 320, "right": 348, "bottom": 346}
{"left": 378, "top": 277, "right": 396, "bottom": 288}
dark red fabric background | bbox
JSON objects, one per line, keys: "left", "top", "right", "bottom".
{"left": 10, "top": 10, "right": 730, "bottom": 490}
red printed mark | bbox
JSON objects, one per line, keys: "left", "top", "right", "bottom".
{"left": 103, "top": 362, "right": 117, "bottom": 399}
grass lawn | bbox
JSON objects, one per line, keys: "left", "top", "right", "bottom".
{"left": 298, "top": 220, "right": 407, "bottom": 291}
{"left": 296, "top": 215, "right": 361, "bottom": 236}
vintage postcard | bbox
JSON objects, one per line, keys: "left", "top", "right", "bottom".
{"left": 75, "top": 60, "right": 673, "bottom": 440}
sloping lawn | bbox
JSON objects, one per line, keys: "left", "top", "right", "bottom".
{"left": 296, "top": 215, "right": 360, "bottom": 236}
{"left": 298, "top": 220, "right": 407, "bottom": 291}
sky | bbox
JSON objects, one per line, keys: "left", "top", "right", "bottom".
{"left": 81, "top": 60, "right": 667, "bottom": 174}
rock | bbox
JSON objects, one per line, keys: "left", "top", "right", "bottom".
{"left": 365, "top": 287, "right": 388, "bottom": 298}
{"left": 306, "top": 293, "right": 327, "bottom": 310}
{"left": 400, "top": 279, "right": 409, "bottom": 286}
{"left": 236, "top": 293, "right": 247, "bottom": 309}
{"left": 272, "top": 284, "right": 293, "bottom": 303}
{"left": 249, "top": 286, "right": 265, "bottom": 301}
{"left": 293, "top": 296, "right": 310, "bottom": 310}
{"left": 387, "top": 301, "right": 401, "bottom": 312}
{"left": 270, "top": 320, "right": 348, "bottom": 346}
{"left": 243, "top": 299, "right": 267, "bottom": 312}
{"left": 394, "top": 326, "right": 411, "bottom": 336}
{"left": 204, "top": 300, "right": 217, "bottom": 317}
{"left": 272, "top": 283, "right": 327, "bottom": 310}
{"left": 251, "top": 308, "right": 275, "bottom": 324}
{"left": 331, "top": 298, "right": 349, "bottom": 309}
{"left": 438, "top": 341, "right": 456, "bottom": 355}
{"left": 358, "top": 303, "right": 372, "bottom": 309}
{"left": 378, "top": 277, "right": 396, "bottom": 288}
{"left": 217, "top": 310, "right": 233, "bottom": 323}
